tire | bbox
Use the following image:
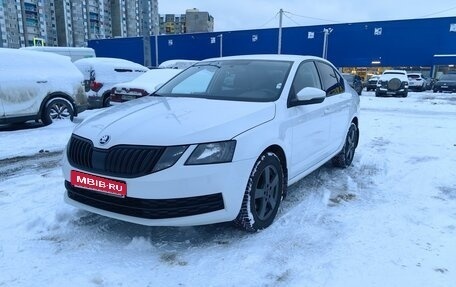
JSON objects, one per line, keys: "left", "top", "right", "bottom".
{"left": 375, "top": 91, "right": 380, "bottom": 97}
{"left": 387, "top": 78, "right": 401, "bottom": 91}
{"left": 102, "top": 93, "right": 111, "bottom": 107}
{"left": 332, "top": 123, "right": 358, "bottom": 168}
{"left": 402, "top": 92, "right": 408, "bottom": 98}
{"left": 234, "top": 152, "right": 285, "bottom": 232}
{"left": 42, "top": 98, "right": 74, "bottom": 125}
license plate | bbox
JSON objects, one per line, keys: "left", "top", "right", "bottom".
{"left": 441, "top": 85, "right": 448, "bottom": 88}
{"left": 387, "top": 92, "right": 396, "bottom": 95}
{"left": 121, "top": 95, "right": 136, "bottom": 101}
{"left": 71, "top": 170, "right": 127, "bottom": 197}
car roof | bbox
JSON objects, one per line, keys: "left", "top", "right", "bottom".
{"left": 74, "top": 57, "right": 147, "bottom": 69}
{"left": 202, "top": 54, "right": 329, "bottom": 64}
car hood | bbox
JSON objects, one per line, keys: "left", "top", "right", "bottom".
{"left": 74, "top": 96, "right": 276, "bottom": 147}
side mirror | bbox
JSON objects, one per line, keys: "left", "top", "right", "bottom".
{"left": 296, "top": 87, "right": 326, "bottom": 102}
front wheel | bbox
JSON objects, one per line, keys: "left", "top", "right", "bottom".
{"left": 42, "top": 98, "right": 74, "bottom": 125}
{"left": 332, "top": 123, "right": 358, "bottom": 168}
{"left": 234, "top": 152, "right": 285, "bottom": 232}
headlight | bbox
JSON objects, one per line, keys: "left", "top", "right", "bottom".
{"left": 185, "top": 140, "right": 236, "bottom": 165}
{"left": 153, "top": 145, "right": 188, "bottom": 172}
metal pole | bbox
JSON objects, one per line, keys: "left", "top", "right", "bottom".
{"left": 278, "top": 9, "right": 283, "bottom": 54}
{"left": 154, "top": 24, "right": 159, "bottom": 67}
{"left": 141, "top": 0, "right": 151, "bottom": 67}
{"left": 322, "top": 29, "right": 328, "bottom": 59}
{"left": 219, "top": 34, "right": 223, "bottom": 57}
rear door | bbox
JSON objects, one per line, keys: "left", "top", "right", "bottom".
{"left": 315, "top": 61, "right": 352, "bottom": 153}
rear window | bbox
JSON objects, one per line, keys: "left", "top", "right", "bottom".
{"left": 408, "top": 75, "right": 420, "bottom": 79}
{"left": 384, "top": 71, "right": 405, "bottom": 75}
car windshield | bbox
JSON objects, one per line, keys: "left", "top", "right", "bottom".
{"left": 155, "top": 60, "right": 292, "bottom": 102}
{"left": 439, "top": 74, "right": 456, "bottom": 81}
{"left": 342, "top": 74, "right": 354, "bottom": 81}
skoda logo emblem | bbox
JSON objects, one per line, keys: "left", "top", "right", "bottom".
{"left": 99, "top": 135, "right": 111, "bottom": 145}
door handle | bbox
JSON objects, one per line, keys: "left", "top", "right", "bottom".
{"left": 36, "top": 80, "right": 48, "bottom": 84}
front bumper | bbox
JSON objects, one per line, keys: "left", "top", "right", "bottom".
{"left": 62, "top": 152, "right": 255, "bottom": 226}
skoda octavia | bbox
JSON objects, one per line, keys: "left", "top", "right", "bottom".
{"left": 62, "top": 55, "right": 360, "bottom": 231}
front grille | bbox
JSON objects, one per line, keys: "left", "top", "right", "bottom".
{"left": 67, "top": 134, "right": 165, "bottom": 178}
{"left": 65, "top": 181, "right": 225, "bottom": 219}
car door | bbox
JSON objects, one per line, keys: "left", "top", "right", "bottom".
{"left": 315, "top": 61, "right": 352, "bottom": 153}
{"left": 285, "top": 60, "right": 332, "bottom": 179}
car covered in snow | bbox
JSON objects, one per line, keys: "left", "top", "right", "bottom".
{"left": 407, "top": 73, "right": 426, "bottom": 91}
{"left": 74, "top": 57, "right": 148, "bottom": 108}
{"left": 0, "top": 48, "right": 87, "bottom": 125}
{"left": 342, "top": 73, "right": 363, "bottom": 95}
{"left": 433, "top": 73, "right": 456, "bottom": 93}
{"left": 375, "top": 70, "right": 409, "bottom": 97}
{"left": 110, "top": 69, "right": 182, "bottom": 104}
{"left": 366, "top": 75, "right": 380, "bottom": 91}
{"left": 62, "top": 54, "right": 360, "bottom": 231}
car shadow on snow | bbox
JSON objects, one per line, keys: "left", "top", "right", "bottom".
{"left": 0, "top": 121, "right": 44, "bottom": 132}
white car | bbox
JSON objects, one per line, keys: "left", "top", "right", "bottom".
{"left": 376, "top": 70, "right": 409, "bottom": 97}
{"left": 407, "top": 73, "right": 426, "bottom": 92}
{"left": 62, "top": 55, "right": 360, "bottom": 231}
{"left": 74, "top": 57, "right": 148, "bottom": 108}
{"left": 0, "top": 48, "right": 87, "bottom": 125}
{"left": 110, "top": 69, "right": 182, "bottom": 104}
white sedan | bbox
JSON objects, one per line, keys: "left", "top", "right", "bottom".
{"left": 110, "top": 68, "right": 182, "bottom": 104}
{"left": 62, "top": 54, "right": 360, "bottom": 232}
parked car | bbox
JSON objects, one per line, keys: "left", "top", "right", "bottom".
{"left": 366, "top": 75, "right": 380, "bottom": 91}
{"left": 0, "top": 48, "right": 87, "bottom": 125}
{"left": 110, "top": 69, "right": 182, "bottom": 104}
{"left": 62, "top": 54, "right": 360, "bottom": 232}
{"left": 433, "top": 73, "right": 456, "bottom": 93}
{"left": 375, "top": 70, "right": 409, "bottom": 97}
{"left": 407, "top": 73, "right": 426, "bottom": 91}
{"left": 342, "top": 73, "right": 363, "bottom": 95}
{"left": 158, "top": 59, "right": 198, "bottom": 69}
{"left": 74, "top": 58, "right": 148, "bottom": 108}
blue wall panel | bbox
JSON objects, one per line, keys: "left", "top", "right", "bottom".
{"left": 89, "top": 17, "right": 456, "bottom": 68}
{"left": 89, "top": 37, "right": 144, "bottom": 64}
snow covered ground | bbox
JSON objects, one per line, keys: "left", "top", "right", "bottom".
{"left": 0, "top": 91, "right": 455, "bottom": 287}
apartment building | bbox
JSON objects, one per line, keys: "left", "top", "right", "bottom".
{"left": 0, "top": 0, "right": 58, "bottom": 48}
{"left": 159, "top": 8, "right": 214, "bottom": 35}
{"left": 0, "top": 0, "right": 158, "bottom": 48}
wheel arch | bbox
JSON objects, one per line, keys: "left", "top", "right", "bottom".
{"left": 39, "top": 92, "right": 76, "bottom": 118}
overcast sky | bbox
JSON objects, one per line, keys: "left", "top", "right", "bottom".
{"left": 159, "top": 0, "right": 456, "bottom": 31}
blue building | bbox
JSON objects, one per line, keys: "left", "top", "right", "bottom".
{"left": 89, "top": 16, "right": 456, "bottom": 78}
